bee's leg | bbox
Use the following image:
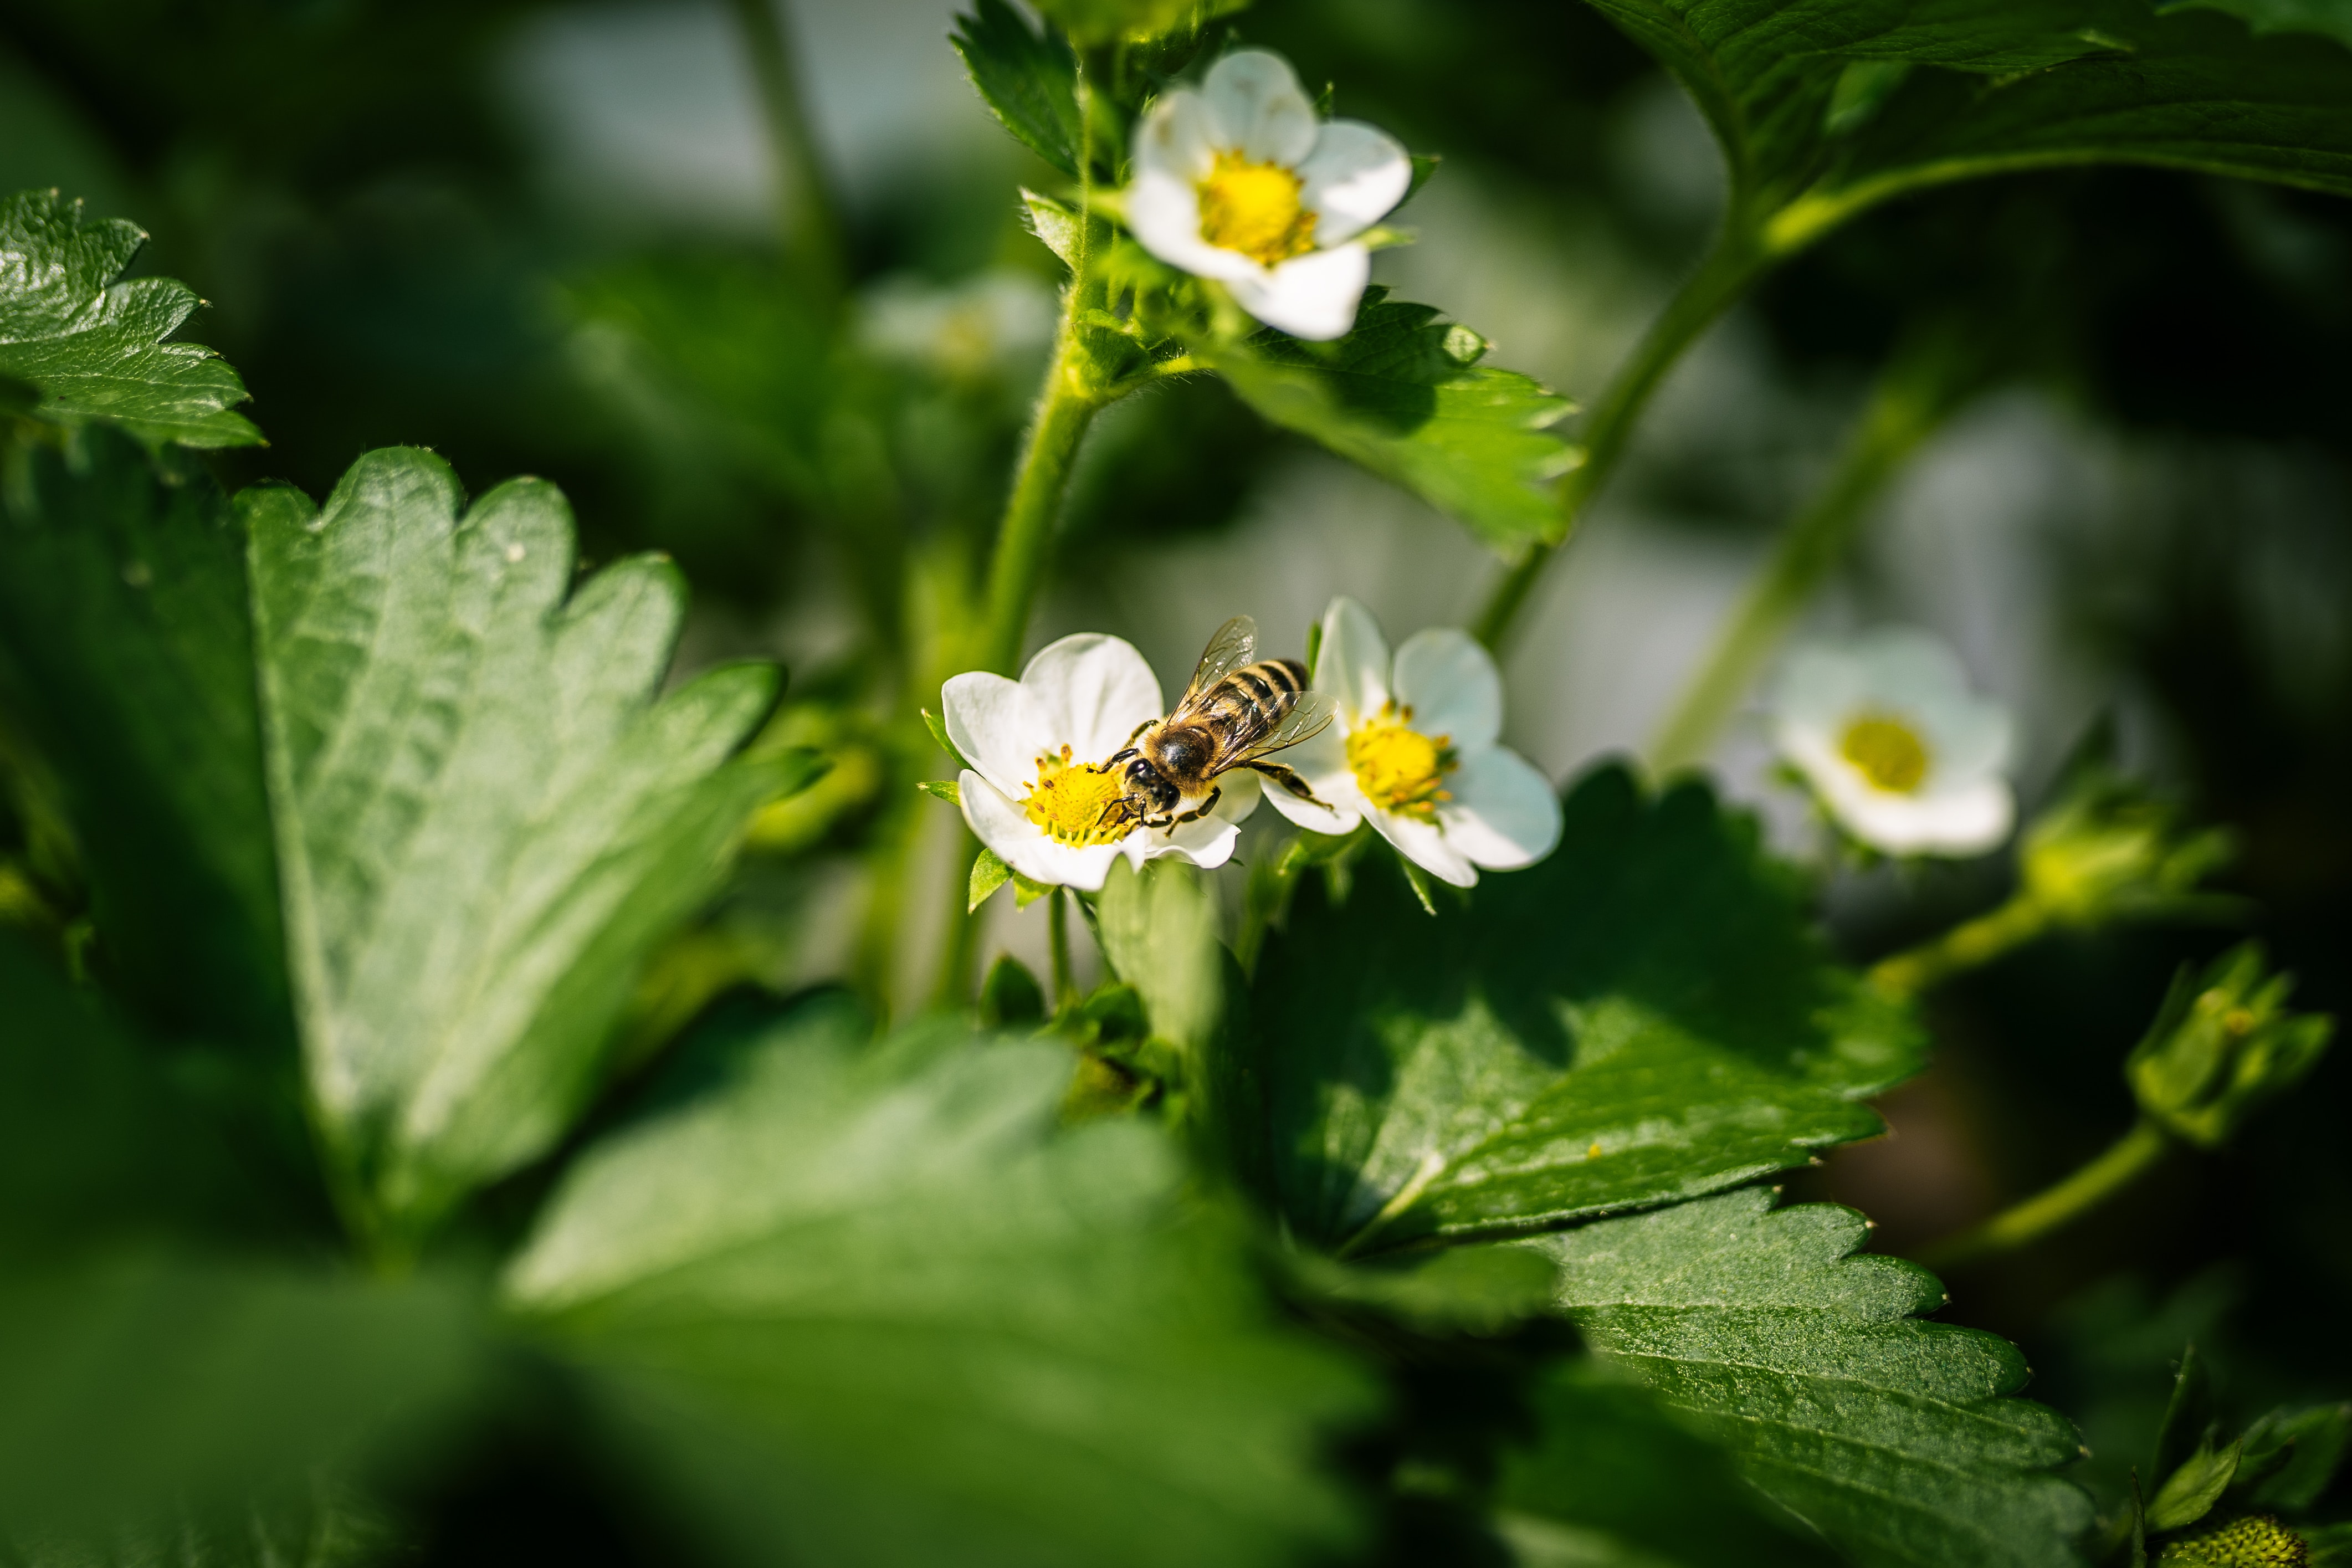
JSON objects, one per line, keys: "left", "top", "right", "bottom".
{"left": 1125, "top": 718, "right": 1156, "bottom": 742}
{"left": 1244, "top": 760, "right": 1330, "bottom": 808}
{"left": 1168, "top": 785, "right": 1223, "bottom": 827}
{"left": 1106, "top": 747, "right": 1137, "bottom": 767}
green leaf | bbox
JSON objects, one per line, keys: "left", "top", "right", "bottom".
{"left": 2148, "top": 1436, "right": 2240, "bottom": 1531}
{"left": 0, "top": 431, "right": 288, "bottom": 1044}
{"left": 1095, "top": 857, "right": 1222, "bottom": 1057}
{"left": 505, "top": 998, "right": 1375, "bottom": 1568}
{"left": 243, "top": 448, "right": 783, "bottom": 1248}
{"left": 1543, "top": 1189, "right": 2094, "bottom": 1568}
{"left": 1580, "top": 0, "right": 2352, "bottom": 264}
{"left": 0, "top": 935, "right": 294, "bottom": 1259}
{"left": 0, "top": 1255, "right": 483, "bottom": 1532}
{"left": 969, "top": 845, "right": 1012, "bottom": 913}
{"left": 1248, "top": 766, "right": 1923, "bottom": 1256}
{"left": 1493, "top": 1359, "right": 1843, "bottom": 1567}
{"left": 8, "top": 1478, "right": 411, "bottom": 1568}
{"left": 2236, "top": 1402, "right": 2352, "bottom": 1512}
{"left": 1288, "top": 1243, "right": 1561, "bottom": 1338}
{"left": 2162, "top": 0, "right": 2352, "bottom": 51}
{"left": 0, "top": 189, "right": 260, "bottom": 447}
{"left": 1212, "top": 290, "right": 1580, "bottom": 550}
{"left": 953, "top": 0, "right": 1083, "bottom": 178}
{"left": 2155, "top": 1343, "right": 2218, "bottom": 1486}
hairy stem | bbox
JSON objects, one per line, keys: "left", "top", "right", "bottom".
{"left": 1471, "top": 237, "right": 1762, "bottom": 651}
{"left": 727, "top": 0, "right": 845, "bottom": 298}
{"left": 1914, "top": 1118, "right": 2172, "bottom": 1270}
{"left": 1869, "top": 890, "right": 2053, "bottom": 999}
{"left": 1648, "top": 338, "right": 1960, "bottom": 772}
{"left": 977, "top": 347, "right": 1104, "bottom": 674}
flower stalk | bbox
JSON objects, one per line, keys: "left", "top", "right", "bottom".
{"left": 726, "top": 0, "right": 845, "bottom": 301}
{"left": 1472, "top": 236, "right": 1762, "bottom": 651}
{"left": 1649, "top": 332, "right": 1966, "bottom": 772}
{"left": 1913, "top": 1116, "right": 2171, "bottom": 1270}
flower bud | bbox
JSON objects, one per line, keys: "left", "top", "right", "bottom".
{"left": 2126, "top": 944, "right": 2334, "bottom": 1150}
{"left": 2018, "top": 772, "right": 2236, "bottom": 929}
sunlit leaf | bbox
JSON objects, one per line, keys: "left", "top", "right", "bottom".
{"left": 243, "top": 448, "right": 787, "bottom": 1249}
{"left": 1212, "top": 291, "right": 1579, "bottom": 550}
{"left": 1248, "top": 765, "right": 1922, "bottom": 1256}
{"left": 0, "top": 431, "right": 287, "bottom": 1044}
{"left": 506, "top": 998, "right": 1376, "bottom": 1568}
{"left": 1543, "top": 1189, "right": 2094, "bottom": 1568}
{"left": 954, "top": 0, "right": 1083, "bottom": 178}
{"left": 0, "top": 189, "right": 259, "bottom": 447}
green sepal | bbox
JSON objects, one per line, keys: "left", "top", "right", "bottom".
{"left": 969, "top": 846, "right": 1013, "bottom": 913}
{"left": 920, "top": 706, "right": 975, "bottom": 772}
{"left": 1012, "top": 869, "right": 1055, "bottom": 908}
{"left": 978, "top": 953, "right": 1047, "bottom": 1027}
{"left": 2148, "top": 1436, "right": 2241, "bottom": 1531}
{"left": 2126, "top": 944, "right": 2334, "bottom": 1149}
{"left": 919, "top": 778, "right": 963, "bottom": 806}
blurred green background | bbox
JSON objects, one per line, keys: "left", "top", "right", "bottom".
{"left": 3, "top": 0, "right": 2348, "bottom": 1554}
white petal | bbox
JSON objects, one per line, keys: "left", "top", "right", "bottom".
{"left": 1200, "top": 50, "right": 1318, "bottom": 166}
{"left": 960, "top": 770, "right": 1129, "bottom": 890}
{"left": 943, "top": 673, "right": 1056, "bottom": 801}
{"left": 1436, "top": 747, "right": 1560, "bottom": 870}
{"left": 1852, "top": 627, "right": 1975, "bottom": 711}
{"left": 1259, "top": 727, "right": 1360, "bottom": 836}
{"left": 1370, "top": 807, "right": 1478, "bottom": 888}
{"left": 1772, "top": 643, "right": 1869, "bottom": 737}
{"left": 1318, "top": 596, "right": 1391, "bottom": 723}
{"left": 1137, "top": 813, "right": 1241, "bottom": 871}
{"left": 1914, "top": 689, "right": 2011, "bottom": 784}
{"left": 1127, "top": 171, "right": 1261, "bottom": 283}
{"left": 1297, "top": 120, "right": 1411, "bottom": 245}
{"left": 1826, "top": 772, "right": 2015, "bottom": 858}
{"left": 1391, "top": 628, "right": 1502, "bottom": 752}
{"left": 1133, "top": 87, "right": 1218, "bottom": 182}
{"left": 1227, "top": 244, "right": 1370, "bottom": 341}
{"left": 1021, "top": 633, "right": 1164, "bottom": 764}
{"left": 1211, "top": 765, "right": 1263, "bottom": 824}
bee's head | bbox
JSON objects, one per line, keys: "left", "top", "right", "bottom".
{"left": 1121, "top": 756, "right": 1181, "bottom": 816}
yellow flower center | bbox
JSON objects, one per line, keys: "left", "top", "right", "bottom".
{"left": 1197, "top": 151, "right": 1318, "bottom": 266}
{"left": 1347, "top": 703, "right": 1456, "bottom": 822}
{"left": 1022, "top": 746, "right": 1130, "bottom": 847}
{"left": 1838, "top": 713, "right": 1930, "bottom": 793}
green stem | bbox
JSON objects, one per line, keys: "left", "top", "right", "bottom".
{"left": 1914, "top": 1118, "right": 2172, "bottom": 1270}
{"left": 727, "top": 0, "right": 846, "bottom": 299}
{"left": 977, "top": 340, "right": 1104, "bottom": 674}
{"left": 1647, "top": 336, "right": 1959, "bottom": 772}
{"left": 1471, "top": 235, "right": 1764, "bottom": 651}
{"left": 1048, "top": 885, "right": 1074, "bottom": 1008}
{"left": 1869, "top": 890, "right": 2053, "bottom": 999}
{"left": 930, "top": 824, "right": 983, "bottom": 1009}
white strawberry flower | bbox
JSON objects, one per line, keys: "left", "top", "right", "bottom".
{"left": 943, "top": 633, "right": 1259, "bottom": 892}
{"left": 1263, "top": 597, "right": 1560, "bottom": 887}
{"left": 1126, "top": 49, "right": 1411, "bottom": 342}
{"left": 1771, "top": 628, "right": 2015, "bottom": 857}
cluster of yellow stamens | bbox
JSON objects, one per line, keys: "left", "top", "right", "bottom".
{"left": 1197, "top": 150, "right": 1318, "bottom": 266}
{"left": 1347, "top": 701, "right": 1456, "bottom": 822}
{"left": 1838, "top": 713, "right": 1931, "bottom": 794}
{"left": 1022, "top": 746, "right": 1130, "bottom": 847}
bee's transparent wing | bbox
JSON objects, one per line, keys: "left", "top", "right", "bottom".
{"left": 1177, "top": 615, "right": 1258, "bottom": 708}
{"left": 1234, "top": 689, "right": 1335, "bottom": 762}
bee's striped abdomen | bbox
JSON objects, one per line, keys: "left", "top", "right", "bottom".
{"left": 1204, "top": 657, "right": 1307, "bottom": 733}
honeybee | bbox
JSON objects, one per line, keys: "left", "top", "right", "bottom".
{"left": 1105, "top": 615, "right": 1336, "bottom": 829}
